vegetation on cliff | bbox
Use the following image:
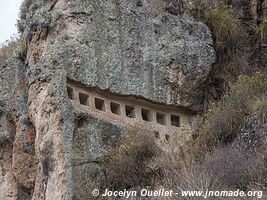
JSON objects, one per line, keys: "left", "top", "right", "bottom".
{"left": 102, "top": 73, "right": 267, "bottom": 198}
{"left": 0, "top": 0, "right": 266, "bottom": 199}
{"left": 0, "top": 36, "right": 18, "bottom": 61}
{"left": 103, "top": 132, "right": 161, "bottom": 191}
{"left": 194, "top": 72, "right": 267, "bottom": 154}
{"left": 97, "top": 0, "right": 267, "bottom": 196}
{"left": 162, "top": 72, "right": 267, "bottom": 197}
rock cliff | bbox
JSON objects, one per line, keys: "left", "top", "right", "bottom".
{"left": 0, "top": 0, "right": 265, "bottom": 200}
{"left": 20, "top": 0, "right": 216, "bottom": 112}
{"left": 0, "top": 1, "right": 215, "bottom": 198}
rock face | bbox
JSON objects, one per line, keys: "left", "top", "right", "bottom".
{"left": 22, "top": 0, "right": 215, "bottom": 112}
{"left": 235, "top": 113, "right": 267, "bottom": 153}
{"left": 231, "top": 0, "right": 267, "bottom": 68}
{"left": 1, "top": 0, "right": 215, "bottom": 199}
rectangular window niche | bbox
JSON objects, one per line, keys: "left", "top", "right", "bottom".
{"left": 125, "top": 105, "right": 135, "bottom": 118}
{"left": 141, "top": 108, "right": 153, "bottom": 122}
{"left": 79, "top": 92, "right": 89, "bottom": 106}
{"left": 110, "top": 102, "right": 121, "bottom": 115}
{"left": 156, "top": 112, "right": 166, "bottom": 125}
{"left": 171, "top": 115, "right": 180, "bottom": 127}
{"left": 95, "top": 98, "right": 105, "bottom": 111}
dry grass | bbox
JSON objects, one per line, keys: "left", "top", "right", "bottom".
{"left": 99, "top": 72, "right": 267, "bottom": 197}
{"left": 187, "top": 1, "right": 246, "bottom": 97}
{"left": 204, "top": 7, "right": 239, "bottom": 39}
{"left": 153, "top": 144, "right": 266, "bottom": 200}
{"left": 191, "top": 72, "right": 267, "bottom": 156}
{"left": 0, "top": 36, "right": 27, "bottom": 62}
{"left": 100, "top": 72, "right": 267, "bottom": 197}
{"left": 206, "top": 146, "right": 266, "bottom": 190}
{"left": 0, "top": 36, "right": 19, "bottom": 61}
{"left": 152, "top": 72, "right": 267, "bottom": 199}
{"left": 155, "top": 155, "right": 221, "bottom": 200}
{"left": 254, "top": 102, "right": 267, "bottom": 124}
{"left": 103, "top": 131, "right": 161, "bottom": 191}
{"left": 204, "top": 2, "right": 241, "bottom": 61}
{"left": 195, "top": 0, "right": 257, "bottom": 106}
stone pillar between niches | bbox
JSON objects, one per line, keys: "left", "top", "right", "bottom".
{"left": 105, "top": 99, "right": 111, "bottom": 113}
{"left": 73, "top": 88, "right": 80, "bottom": 103}
{"left": 152, "top": 111, "right": 156, "bottom": 123}
{"left": 120, "top": 103, "right": 126, "bottom": 116}
{"left": 135, "top": 106, "right": 142, "bottom": 120}
{"left": 89, "top": 94, "right": 95, "bottom": 108}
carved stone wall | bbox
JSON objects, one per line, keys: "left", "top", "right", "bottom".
{"left": 67, "top": 80, "right": 193, "bottom": 146}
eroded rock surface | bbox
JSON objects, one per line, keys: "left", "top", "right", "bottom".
{"left": 1, "top": 0, "right": 216, "bottom": 199}
{"left": 22, "top": 0, "right": 215, "bottom": 112}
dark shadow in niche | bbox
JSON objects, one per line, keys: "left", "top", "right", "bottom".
{"left": 67, "top": 86, "right": 74, "bottom": 100}
{"left": 171, "top": 114, "right": 180, "bottom": 127}
{"left": 79, "top": 93, "right": 89, "bottom": 106}
{"left": 110, "top": 102, "right": 121, "bottom": 115}
{"left": 95, "top": 98, "right": 105, "bottom": 111}
{"left": 125, "top": 105, "right": 135, "bottom": 118}
{"left": 156, "top": 112, "right": 166, "bottom": 125}
{"left": 141, "top": 108, "right": 153, "bottom": 122}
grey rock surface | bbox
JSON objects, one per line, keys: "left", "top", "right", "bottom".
{"left": 23, "top": 0, "right": 215, "bottom": 112}
{"left": 235, "top": 113, "right": 267, "bottom": 152}
{"left": 71, "top": 110, "right": 125, "bottom": 200}
{"left": 0, "top": 0, "right": 217, "bottom": 199}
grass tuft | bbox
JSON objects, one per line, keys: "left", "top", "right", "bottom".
{"left": 204, "top": 3, "right": 240, "bottom": 60}
{"left": 0, "top": 36, "right": 19, "bottom": 61}
{"left": 191, "top": 72, "right": 267, "bottom": 157}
